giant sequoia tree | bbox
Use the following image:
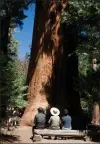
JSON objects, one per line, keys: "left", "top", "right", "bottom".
{"left": 22, "top": 0, "right": 100, "bottom": 127}
{"left": 21, "top": 0, "right": 68, "bottom": 126}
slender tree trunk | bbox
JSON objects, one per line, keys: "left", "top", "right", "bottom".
{"left": 0, "top": 16, "right": 10, "bottom": 118}
{"left": 92, "top": 103, "right": 100, "bottom": 125}
{"left": 91, "top": 59, "right": 100, "bottom": 125}
{"left": 0, "top": 17, "right": 10, "bottom": 55}
{"left": 21, "top": 0, "right": 67, "bottom": 126}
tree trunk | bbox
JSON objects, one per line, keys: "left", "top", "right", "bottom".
{"left": 91, "top": 59, "right": 100, "bottom": 125}
{"left": 92, "top": 103, "right": 100, "bottom": 125}
{"left": 0, "top": 17, "right": 10, "bottom": 55}
{"left": 21, "top": 0, "right": 67, "bottom": 126}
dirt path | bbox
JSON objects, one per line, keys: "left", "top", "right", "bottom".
{"left": 14, "top": 126, "right": 33, "bottom": 143}
{"left": 0, "top": 126, "right": 98, "bottom": 143}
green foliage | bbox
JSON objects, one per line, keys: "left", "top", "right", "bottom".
{"left": 62, "top": 0, "right": 100, "bottom": 54}
{"left": 10, "top": 76, "right": 28, "bottom": 108}
{"left": 0, "top": 28, "right": 28, "bottom": 109}
{"left": 0, "top": 0, "right": 35, "bottom": 54}
{"left": 0, "top": 0, "right": 34, "bottom": 27}
{"left": 0, "top": 31, "right": 18, "bottom": 105}
{"left": 62, "top": 0, "right": 100, "bottom": 24}
{"left": 78, "top": 54, "right": 90, "bottom": 76}
{"left": 0, "top": 0, "right": 32, "bottom": 108}
{"left": 10, "top": 55, "right": 29, "bottom": 108}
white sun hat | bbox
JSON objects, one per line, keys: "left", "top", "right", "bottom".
{"left": 50, "top": 107, "right": 60, "bottom": 116}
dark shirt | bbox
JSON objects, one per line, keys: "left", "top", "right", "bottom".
{"left": 34, "top": 113, "right": 46, "bottom": 129}
{"left": 62, "top": 115, "right": 72, "bottom": 129}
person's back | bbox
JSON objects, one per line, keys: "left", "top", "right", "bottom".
{"left": 48, "top": 107, "right": 61, "bottom": 130}
{"left": 34, "top": 109, "right": 46, "bottom": 129}
{"left": 31, "top": 107, "right": 46, "bottom": 140}
{"left": 49, "top": 115, "right": 61, "bottom": 130}
{"left": 62, "top": 109, "right": 72, "bottom": 130}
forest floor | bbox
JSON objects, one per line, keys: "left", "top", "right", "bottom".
{"left": 0, "top": 126, "right": 99, "bottom": 143}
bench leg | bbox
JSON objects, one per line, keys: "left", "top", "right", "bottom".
{"left": 54, "top": 136, "right": 57, "bottom": 140}
{"left": 33, "top": 134, "right": 42, "bottom": 142}
{"left": 61, "top": 137, "right": 67, "bottom": 140}
{"left": 48, "top": 136, "right": 51, "bottom": 139}
{"left": 83, "top": 136, "right": 90, "bottom": 141}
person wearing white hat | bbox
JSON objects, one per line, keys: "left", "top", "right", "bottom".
{"left": 48, "top": 107, "right": 61, "bottom": 130}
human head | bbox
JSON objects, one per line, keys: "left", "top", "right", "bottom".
{"left": 50, "top": 107, "right": 60, "bottom": 116}
{"left": 53, "top": 110, "right": 57, "bottom": 114}
{"left": 37, "top": 107, "right": 44, "bottom": 113}
{"left": 64, "top": 109, "right": 68, "bottom": 115}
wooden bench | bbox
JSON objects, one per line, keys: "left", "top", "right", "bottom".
{"left": 34, "top": 129, "right": 89, "bottom": 141}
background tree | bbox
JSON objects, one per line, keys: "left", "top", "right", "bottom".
{"left": 62, "top": 0, "right": 100, "bottom": 124}
{"left": 0, "top": 27, "right": 29, "bottom": 119}
{"left": 10, "top": 54, "right": 29, "bottom": 109}
{"left": 0, "top": 0, "right": 34, "bottom": 54}
{"left": 0, "top": 27, "right": 18, "bottom": 105}
{"left": 0, "top": 0, "right": 33, "bottom": 119}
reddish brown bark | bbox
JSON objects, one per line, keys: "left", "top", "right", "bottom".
{"left": 21, "top": 0, "right": 67, "bottom": 126}
{"left": 91, "top": 60, "right": 100, "bottom": 125}
{"left": 92, "top": 103, "right": 100, "bottom": 125}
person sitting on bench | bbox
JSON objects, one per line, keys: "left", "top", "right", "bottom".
{"left": 48, "top": 107, "right": 61, "bottom": 130}
{"left": 32, "top": 107, "right": 46, "bottom": 140}
{"left": 34, "top": 107, "right": 46, "bottom": 129}
{"left": 62, "top": 109, "right": 72, "bottom": 130}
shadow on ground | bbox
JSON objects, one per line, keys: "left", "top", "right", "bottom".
{"left": 88, "top": 124, "right": 100, "bottom": 142}
{"left": 0, "top": 134, "right": 20, "bottom": 144}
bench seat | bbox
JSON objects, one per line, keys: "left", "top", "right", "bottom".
{"left": 34, "top": 129, "right": 87, "bottom": 136}
{"left": 34, "top": 129, "right": 88, "bottom": 141}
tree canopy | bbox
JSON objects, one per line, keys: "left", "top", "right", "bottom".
{"left": 62, "top": 0, "right": 100, "bottom": 54}
{"left": 0, "top": 0, "right": 35, "bottom": 54}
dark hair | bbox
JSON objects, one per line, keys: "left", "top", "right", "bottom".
{"left": 38, "top": 107, "right": 44, "bottom": 113}
{"left": 64, "top": 109, "right": 68, "bottom": 115}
